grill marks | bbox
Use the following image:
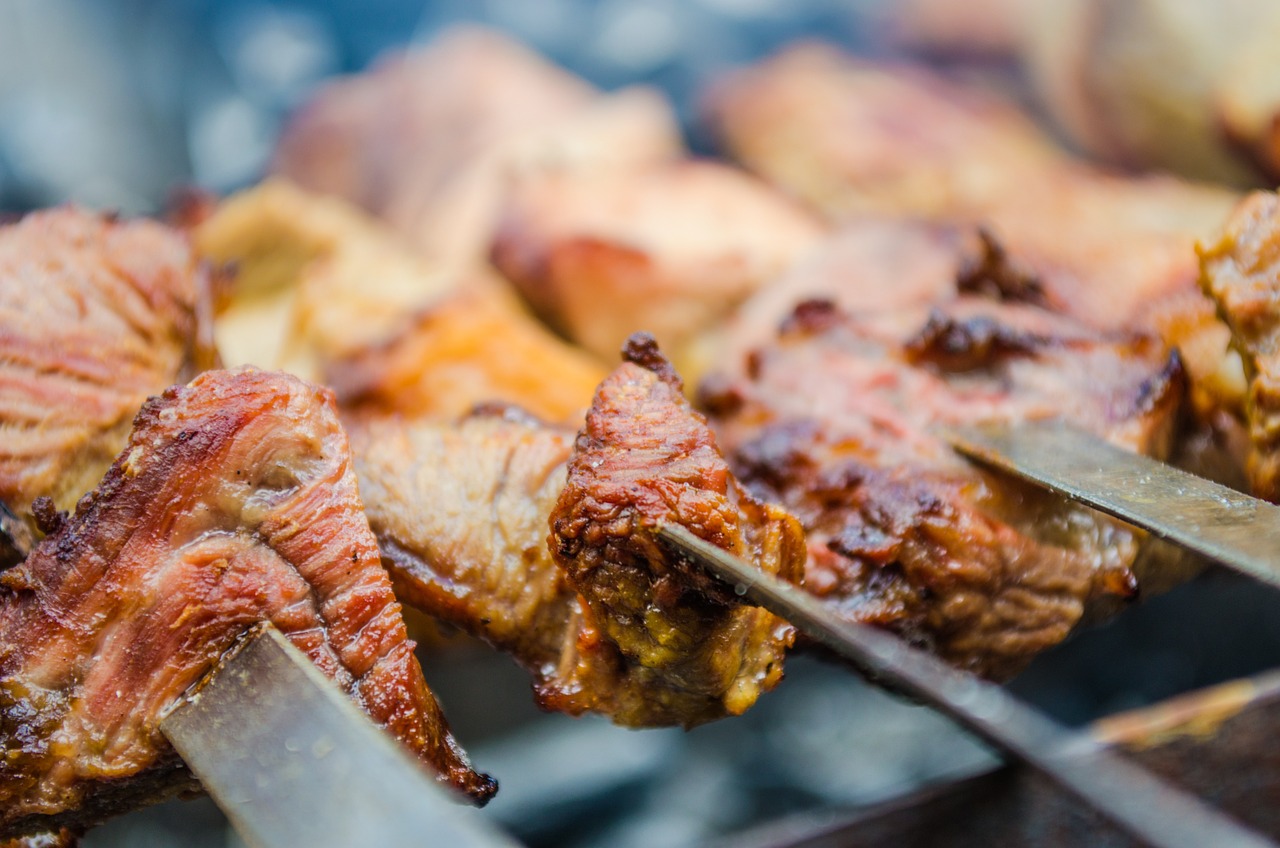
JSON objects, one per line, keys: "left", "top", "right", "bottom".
{"left": 0, "top": 208, "right": 213, "bottom": 526}
{"left": 0, "top": 369, "right": 491, "bottom": 840}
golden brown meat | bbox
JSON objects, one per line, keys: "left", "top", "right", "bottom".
{"left": 1023, "top": 0, "right": 1280, "bottom": 185}
{"left": 193, "top": 179, "right": 456, "bottom": 381}
{"left": 272, "top": 26, "right": 681, "bottom": 267}
{"left": 491, "top": 160, "right": 825, "bottom": 376}
{"left": 701, "top": 44, "right": 1237, "bottom": 417}
{"left": 328, "top": 280, "right": 607, "bottom": 425}
{"left": 0, "top": 369, "right": 492, "bottom": 840}
{"left": 348, "top": 338, "right": 805, "bottom": 727}
{"left": 876, "top": 0, "right": 1035, "bottom": 56}
{"left": 702, "top": 285, "right": 1184, "bottom": 677}
{"left": 0, "top": 207, "right": 214, "bottom": 526}
{"left": 1199, "top": 191, "right": 1280, "bottom": 501}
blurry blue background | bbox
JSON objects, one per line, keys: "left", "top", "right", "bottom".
{"left": 0, "top": 0, "right": 873, "bottom": 213}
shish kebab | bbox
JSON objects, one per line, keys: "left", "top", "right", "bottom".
{"left": 659, "top": 469, "right": 1280, "bottom": 848}
{"left": 155, "top": 428, "right": 1280, "bottom": 848}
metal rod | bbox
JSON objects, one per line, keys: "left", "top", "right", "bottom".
{"left": 657, "top": 524, "right": 1276, "bottom": 848}
{"left": 945, "top": 420, "right": 1280, "bottom": 590}
{"left": 162, "top": 625, "right": 519, "bottom": 848}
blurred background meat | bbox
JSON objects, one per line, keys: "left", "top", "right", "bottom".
{"left": 0, "top": 207, "right": 214, "bottom": 529}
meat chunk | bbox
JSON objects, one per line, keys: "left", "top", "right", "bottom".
{"left": 0, "top": 369, "right": 492, "bottom": 840}
{"left": 0, "top": 207, "right": 214, "bottom": 526}
{"left": 491, "top": 160, "right": 824, "bottom": 376}
{"left": 1199, "top": 191, "right": 1280, "bottom": 501}
{"left": 348, "top": 339, "right": 805, "bottom": 727}
{"left": 192, "top": 179, "right": 456, "bottom": 381}
{"left": 328, "top": 280, "right": 607, "bottom": 426}
{"left": 272, "top": 26, "right": 681, "bottom": 267}
{"left": 701, "top": 45, "right": 1237, "bottom": 417}
{"left": 550, "top": 336, "right": 805, "bottom": 718}
{"left": 701, "top": 294, "right": 1184, "bottom": 678}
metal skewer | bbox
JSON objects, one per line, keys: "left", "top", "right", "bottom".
{"left": 657, "top": 523, "right": 1276, "bottom": 848}
{"left": 945, "top": 420, "right": 1280, "bottom": 590}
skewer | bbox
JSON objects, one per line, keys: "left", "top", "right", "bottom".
{"left": 945, "top": 420, "right": 1280, "bottom": 590}
{"left": 657, "top": 523, "right": 1276, "bottom": 848}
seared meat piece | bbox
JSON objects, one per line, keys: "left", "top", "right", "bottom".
{"left": 193, "top": 179, "right": 456, "bottom": 381}
{"left": 329, "top": 281, "right": 607, "bottom": 426}
{"left": 0, "top": 207, "right": 213, "bottom": 526}
{"left": 701, "top": 45, "right": 1238, "bottom": 416}
{"left": 550, "top": 336, "right": 805, "bottom": 718}
{"left": 491, "top": 160, "right": 824, "bottom": 377}
{"left": 273, "top": 26, "right": 681, "bottom": 267}
{"left": 0, "top": 369, "right": 492, "bottom": 840}
{"left": 0, "top": 504, "right": 32, "bottom": 571}
{"left": 349, "top": 338, "right": 805, "bottom": 727}
{"left": 1199, "top": 191, "right": 1280, "bottom": 501}
{"left": 702, "top": 294, "right": 1184, "bottom": 678}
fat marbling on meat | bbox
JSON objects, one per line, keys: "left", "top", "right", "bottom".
{"left": 701, "top": 275, "right": 1184, "bottom": 678}
{"left": 349, "top": 336, "right": 805, "bottom": 727}
{"left": 0, "top": 369, "right": 492, "bottom": 841}
{"left": 0, "top": 206, "right": 214, "bottom": 528}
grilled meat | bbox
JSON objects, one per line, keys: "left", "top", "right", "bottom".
{"left": 0, "top": 369, "right": 492, "bottom": 840}
{"left": 1199, "top": 191, "right": 1280, "bottom": 501}
{"left": 702, "top": 285, "right": 1184, "bottom": 678}
{"left": 0, "top": 207, "right": 214, "bottom": 527}
{"left": 193, "top": 179, "right": 456, "bottom": 381}
{"left": 328, "top": 280, "right": 607, "bottom": 425}
{"left": 272, "top": 26, "right": 681, "bottom": 267}
{"left": 701, "top": 45, "right": 1238, "bottom": 417}
{"left": 348, "top": 337, "right": 805, "bottom": 727}
{"left": 491, "top": 160, "right": 824, "bottom": 376}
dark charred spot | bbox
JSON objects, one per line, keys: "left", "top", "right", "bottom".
{"left": 957, "top": 228, "right": 1049, "bottom": 306}
{"left": 1131, "top": 348, "right": 1187, "bottom": 418}
{"left": 904, "top": 309, "right": 1048, "bottom": 372}
{"left": 31, "top": 498, "right": 66, "bottom": 537}
{"left": 733, "top": 422, "right": 822, "bottom": 494}
{"left": 779, "top": 298, "right": 841, "bottom": 337}
{"left": 829, "top": 520, "right": 901, "bottom": 564}
{"left": 622, "top": 332, "right": 683, "bottom": 390}
{"left": 0, "top": 501, "right": 33, "bottom": 570}
{"left": 696, "top": 373, "right": 744, "bottom": 417}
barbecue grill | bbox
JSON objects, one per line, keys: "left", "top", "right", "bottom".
{"left": 6, "top": 2, "right": 1280, "bottom": 847}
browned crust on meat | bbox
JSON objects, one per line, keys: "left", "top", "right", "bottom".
{"left": 350, "top": 339, "right": 806, "bottom": 727}
{"left": 1199, "top": 191, "right": 1280, "bottom": 501}
{"left": 0, "top": 369, "right": 491, "bottom": 838}
{"left": 549, "top": 334, "right": 806, "bottom": 721}
{"left": 0, "top": 207, "right": 213, "bottom": 526}
{"left": 706, "top": 298, "right": 1183, "bottom": 678}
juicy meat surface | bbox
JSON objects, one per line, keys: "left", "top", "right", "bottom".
{"left": 0, "top": 369, "right": 491, "bottom": 839}
{"left": 0, "top": 207, "right": 213, "bottom": 525}
{"left": 700, "top": 45, "right": 1237, "bottom": 416}
{"left": 328, "top": 280, "right": 607, "bottom": 426}
{"left": 550, "top": 336, "right": 805, "bottom": 719}
{"left": 702, "top": 291, "right": 1184, "bottom": 678}
{"left": 193, "top": 179, "right": 457, "bottom": 381}
{"left": 272, "top": 26, "right": 681, "bottom": 267}
{"left": 491, "top": 159, "right": 824, "bottom": 375}
{"left": 349, "top": 338, "right": 806, "bottom": 727}
{"left": 1199, "top": 191, "right": 1280, "bottom": 501}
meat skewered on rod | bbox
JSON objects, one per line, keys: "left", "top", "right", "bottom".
{"left": 0, "top": 368, "right": 492, "bottom": 842}
{"left": 658, "top": 524, "right": 1276, "bottom": 848}
{"left": 349, "top": 334, "right": 806, "bottom": 727}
